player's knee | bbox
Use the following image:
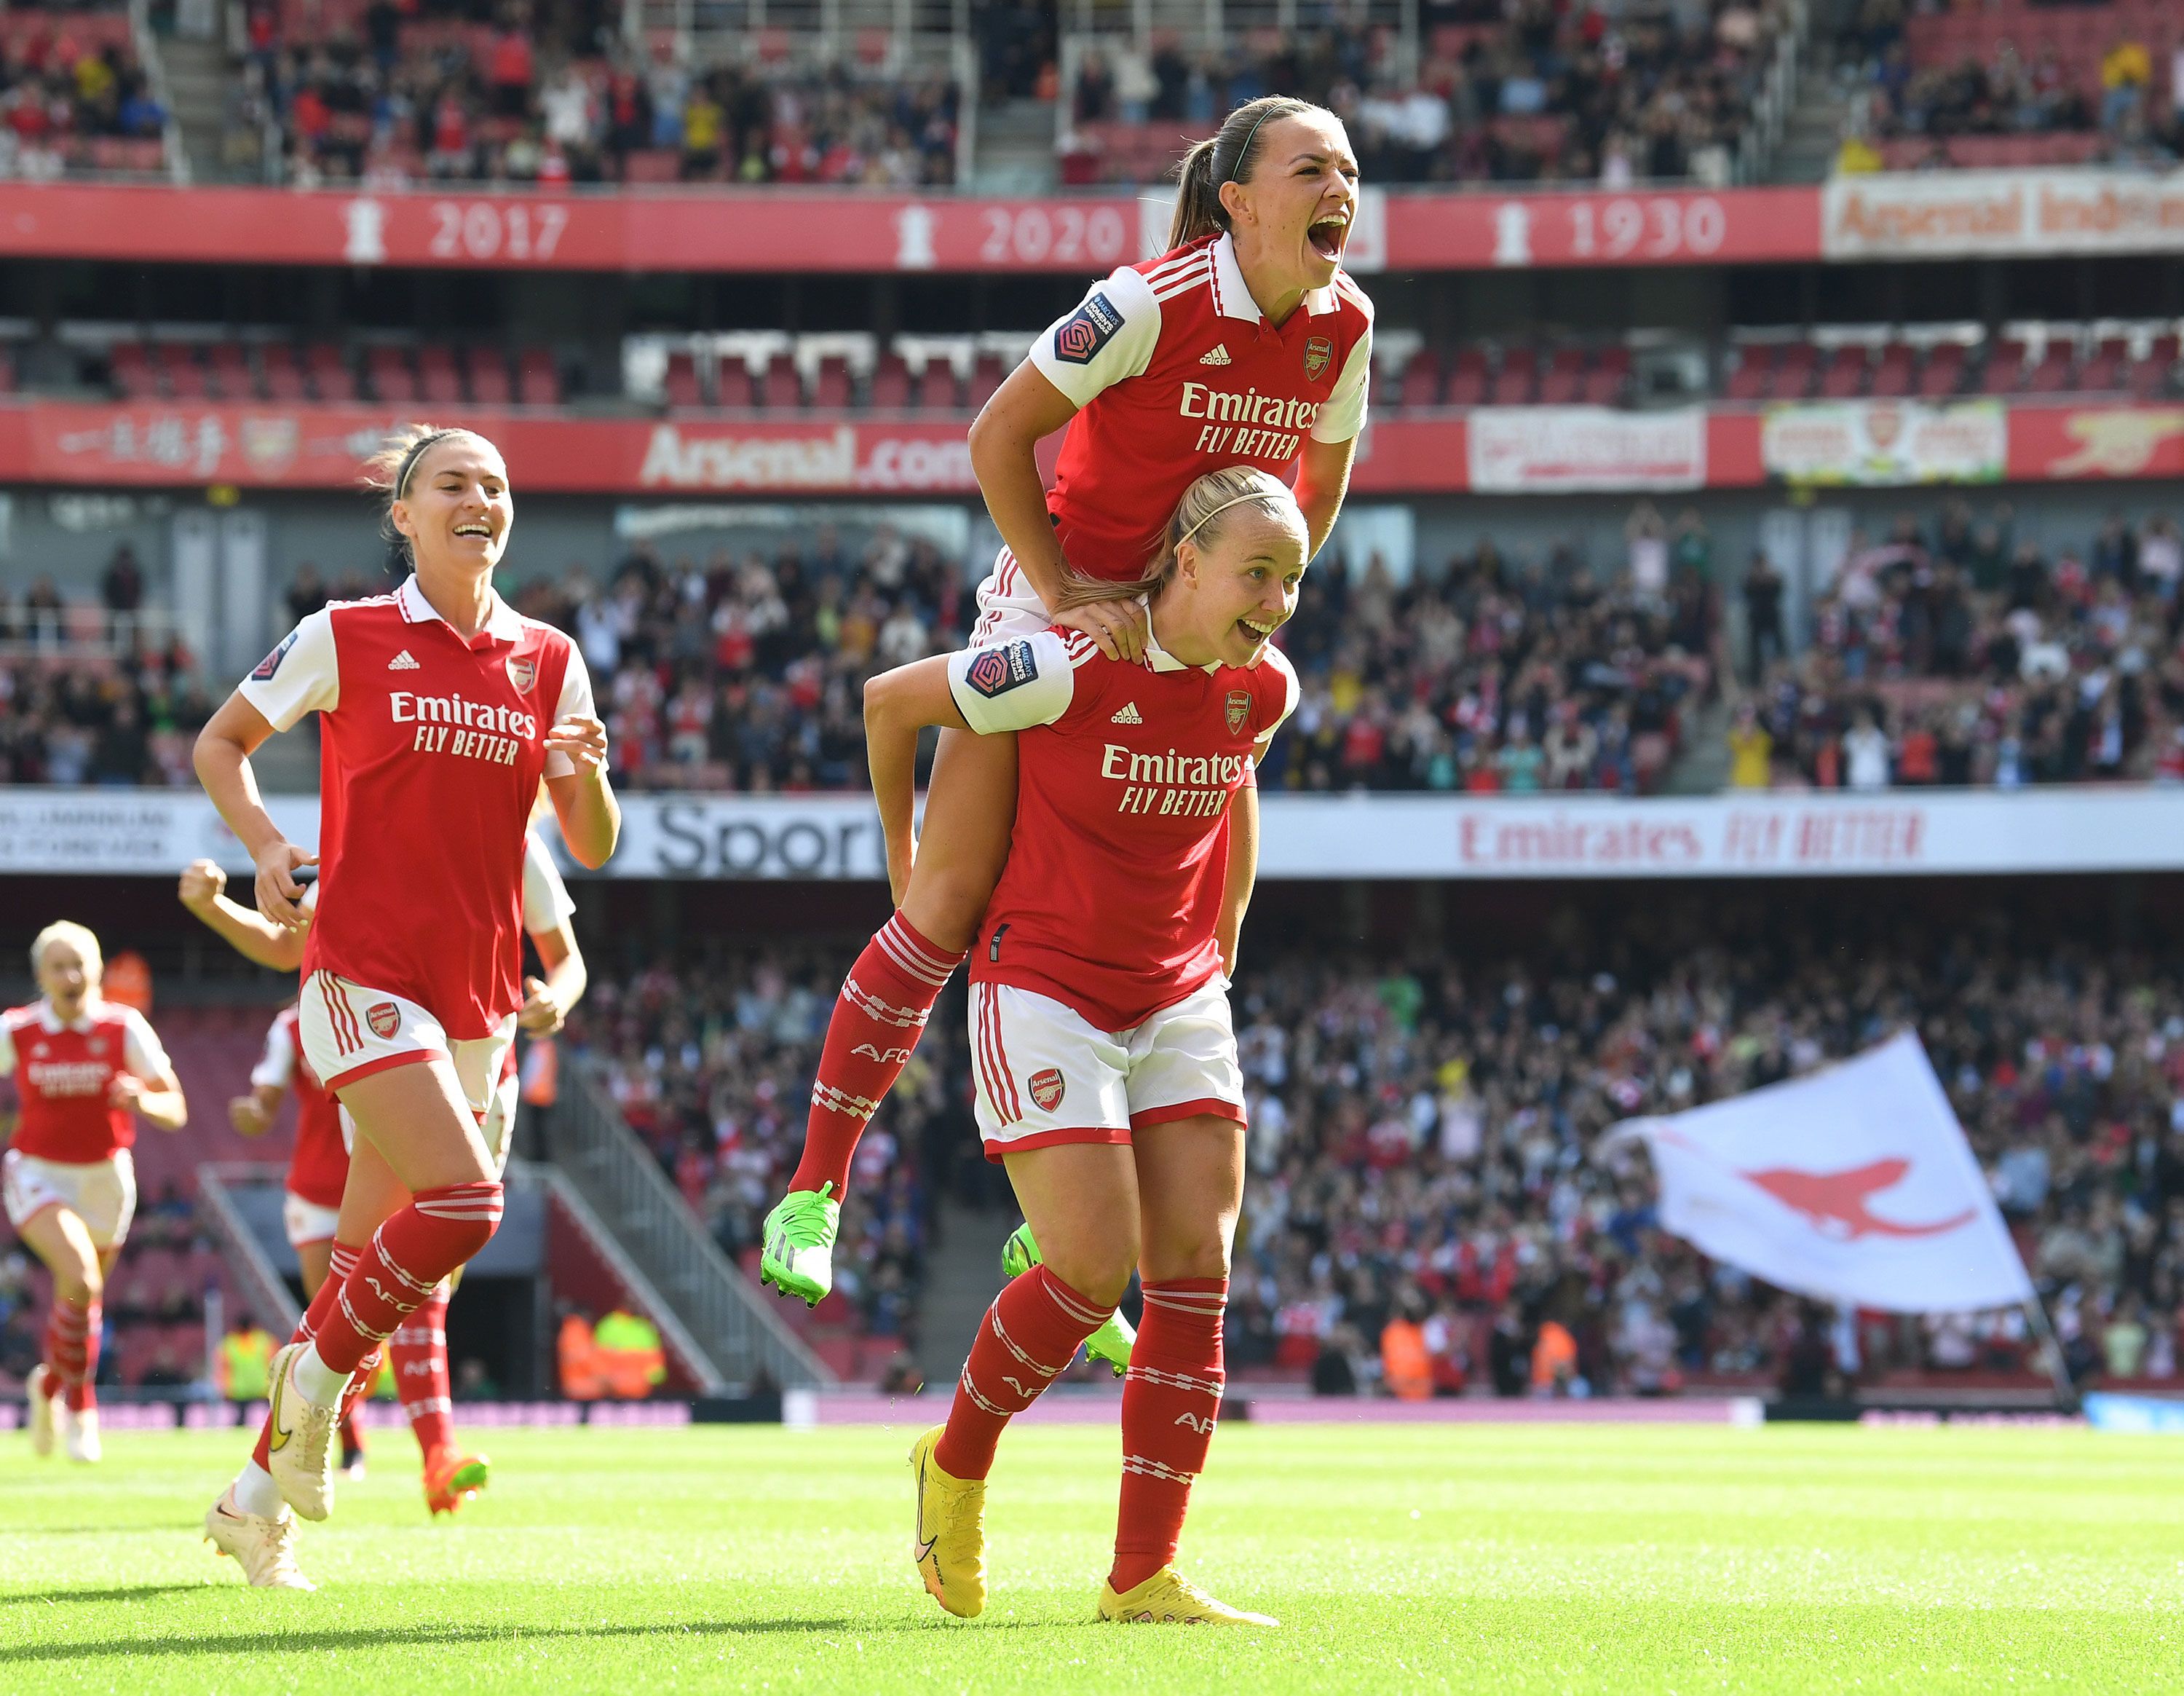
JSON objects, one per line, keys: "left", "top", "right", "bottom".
{"left": 416, "top": 1179, "right": 504, "bottom": 1265}
{"left": 1142, "top": 1227, "right": 1232, "bottom": 1285}
{"left": 1041, "top": 1237, "right": 1138, "bottom": 1312}
{"left": 59, "top": 1262, "right": 101, "bottom": 1304}
{"left": 901, "top": 872, "right": 992, "bottom": 955}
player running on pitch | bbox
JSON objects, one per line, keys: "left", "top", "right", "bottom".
{"left": 869, "top": 467, "right": 1304, "bottom": 1627}
{"left": 180, "top": 821, "right": 585, "bottom": 1515}
{"left": 759, "top": 96, "right": 1372, "bottom": 1325}
{"left": 194, "top": 423, "right": 617, "bottom": 1589}
{"left": 2, "top": 921, "right": 188, "bottom": 1463}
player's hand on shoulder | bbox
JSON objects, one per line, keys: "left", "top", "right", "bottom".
{"left": 253, "top": 842, "right": 317, "bottom": 930}
{"left": 178, "top": 858, "right": 226, "bottom": 910}
{"left": 547, "top": 713, "right": 611, "bottom": 779}
{"left": 1053, "top": 597, "right": 1147, "bottom": 663}
{"left": 228, "top": 1094, "right": 272, "bottom": 1137}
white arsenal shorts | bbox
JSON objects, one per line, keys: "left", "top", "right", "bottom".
{"left": 282, "top": 1191, "right": 341, "bottom": 1250}
{"left": 299, "top": 972, "right": 516, "bottom": 1126}
{"left": 968, "top": 545, "right": 1051, "bottom": 644}
{"left": 969, "top": 979, "right": 1245, "bottom": 1161}
{"left": 4, "top": 1148, "right": 137, "bottom": 1250}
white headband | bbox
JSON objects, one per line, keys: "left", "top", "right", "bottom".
{"left": 1179, "top": 491, "right": 1275, "bottom": 543}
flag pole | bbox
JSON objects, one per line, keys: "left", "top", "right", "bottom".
{"left": 2019, "top": 1294, "right": 2078, "bottom": 1412}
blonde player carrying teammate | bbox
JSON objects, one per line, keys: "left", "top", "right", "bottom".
{"left": 179, "top": 814, "right": 585, "bottom": 1515}
{"left": 2, "top": 921, "right": 188, "bottom": 1462}
{"left": 871, "top": 468, "right": 1305, "bottom": 1627}
{"left": 761, "top": 95, "right": 1372, "bottom": 1317}
{"left": 195, "top": 423, "right": 617, "bottom": 1589}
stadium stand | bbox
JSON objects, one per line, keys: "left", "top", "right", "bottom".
{"left": 0, "top": 6, "right": 170, "bottom": 177}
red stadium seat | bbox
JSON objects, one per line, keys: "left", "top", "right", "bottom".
{"left": 1916, "top": 343, "right": 1967, "bottom": 398}
{"left": 1398, "top": 350, "right": 1443, "bottom": 409}
{"left": 466, "top": 347, "right": 513, "bottom": 406}
{"left": 811, "top": 355, "right": 853, "bottom": 410}
{"left": 1816, "top": 346, "right": 1869, "bottom": 399}
{"left": 1723, "top": 347, "right": 1774, "bottom": 403}
{"left": 1580, "top": 346, "right": 1630, "bottom": 406}
{"left": 1868, "top": 344, "right": 1915, "bottom": 399}
{"left": 2076, "top": 336, "right": 2128, "bottom": 393}
{"left": 713, "top": 358, "right": 755, "bottom": 409}
{"left": 662, "top": 350, "right": 703, "bottom": 410}
{"left": 417, "top": 344, "right": 464, "bottom": 406}
{"left": 1771, "top": 344, "right": 1818, "bottom": 401}
{"left": 1443, "top": 347, "right": 1489, "bottom": 407}
{"left": 867, "top": 351, "right": 913, "bottom": 410}
{"left": 306, "top": 343, "right": 356, "bottom": 403}
{"left": 1981, "top": 338, "right": 2030, "bottom": 394}
{"left": 759, "top": 354, "right": 803, "bottom": 410}
{"left": 1489, "top": 348, "right": 1538, "bottom": 406}
{"left": 207, "top": 342, "right": 256, "bottom": 401}
{"left": 1536, "top": 347, "right": 1586, "bottom": 405}
{"left": 622, "top": 149, "right": 680, "bottom": 184}
{"left": 965, "top": 352, "right": 1006, "bottom": 412}
{"left": 109, "top": 341, "right": 158, "bottom": 400}
{"left": 162, "top": 345, "right": 210, "bottom": 401}
{"left": 517, "top": 347, "right": 561, "bottom": 406}
{"left": 261, "top": 342, "right": 308, "bottom": 402}
{"left": 2134, "top": 334, "right": 2180, "bottom": 398}
{"left": 2022, "top": 343, "right": 2075, "bottom": 395}
{"left": 368, "top": 345, "right": 419, "bottom": 405}
{"left": 912, "top": 360, "right": 960, "bottom": 411}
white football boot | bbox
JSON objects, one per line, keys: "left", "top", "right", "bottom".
{"left": 204, "top": 1490, "right": 316, "bottom": 1590}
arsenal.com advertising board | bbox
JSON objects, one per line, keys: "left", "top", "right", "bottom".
{"left": 11, "top": 789, "right": 2184, "bottom": 881}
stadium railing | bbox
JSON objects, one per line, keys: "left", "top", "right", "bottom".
{"left": 541, "top": 1064, "right": 836, "bottom": 1392}
{"left": 195, "top": 1162, "right": 304, "bottom": 1337}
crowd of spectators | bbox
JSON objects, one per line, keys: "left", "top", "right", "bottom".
{"left": 0, "top": 20, "right": 168, "bottom": 178}
{"left": 563, "top": 945, "right": 951, "bottom": 1347}
{"left": 1728, "top": 501, "right": 2184, "bottom": 791}
{"left": 234, "top": 0, "right": 957, "bottom": 187}
{"left": 0, "top": 548, "right": 213, "bottom": 788}
{"left": 1068, "top": 0, "right": 1790, "bottom": 186}
{"left": 1225, "top": 900, "right": 2184, "bottom": 1397}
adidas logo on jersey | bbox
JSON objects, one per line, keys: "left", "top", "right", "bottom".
{"left": 1198, "top": 344, "right": 1232, "bottom": 366}
{"left": 1111, "top": 702, "right": 1144, "bottom": 725}
{"left": 387, "top": 650, "right": 421, "bottom": 671}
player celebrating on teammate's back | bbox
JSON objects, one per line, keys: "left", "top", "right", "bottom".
{"left": 2, "top": 921, "right": 187, "bottom": 1464}
{"left": 760, "top": 94, "right": 1372, "bottom": 1308}
{"left": 867, "top": 467, "right": 1305, "bottom": 1627}
{"left": 180, "top": 824, "right": 587, "bottom": 1515}
{"left": 193, "top": 423, "right": 617, "bottom": 1589}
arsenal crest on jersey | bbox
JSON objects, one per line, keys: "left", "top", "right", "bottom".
{"left": 1225, "top": 689, "right": 1251, "bottom": 735}
{"left": 506, "top": 652, "right": 537, "bottom": 694}
{"left": 1304, "top": 335, "right": 1334, "bottom": 382}
{"left": 1029, "top": 1068, "right": 1067, "bottom": 1112}
{"left": 366, "top": 1001, "right": 401, "bottom": 1040}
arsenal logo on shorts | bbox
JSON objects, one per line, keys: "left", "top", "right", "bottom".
{"left": 1304, "top": 336, "right": 1334, "bottom": 382}
{"left": 506, "top": 652, "right": 537, "bottom": 693}
{"left": 365, "top": 1001, "right": 401, "bottom": 1040}
{"left": 1225, "top": 689, "right": 1251, "bottom": 735}
{"left": 1029, "top": 1068, "right": 1066, "bottom": 1112}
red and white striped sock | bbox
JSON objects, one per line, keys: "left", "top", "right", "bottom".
{"left": 1109, "top": 1277, "right": 1228, "bottom": 1594}
{"left": 392, "top": 1280, "right": 455, "bottom": 1456}
{"left": 309, "top": 1183, "right": 502, "bottom": 1381}
{"left": 789, "top": 914, "right": 964, "bottom": 1198}
{"left": 251, "top": 1239, "right": 364, "bottom": 1473}
{"left": 46, "top": 1294, "right": 98, "bottom": 1413}
{"left": 933, "top": 1265, "right": 1113, "bottom": 1481}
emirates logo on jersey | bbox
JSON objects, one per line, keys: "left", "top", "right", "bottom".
{"left": 1029, "top": 1068, "right": 1067, "bottom": 1113}
{"left": 506, "top": 653, "right": 537, "bottom": 694}
{"left": 1226, "top": 690, "right": 1251, "bottom": 735}
{"left": 366, "top": 1001, "right": 401, "bottom": 1040}
{"left": 1304, "top": 336, "right": 1334, "bottom": 381}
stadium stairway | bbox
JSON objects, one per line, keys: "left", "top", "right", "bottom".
{"left": 1775, "top": 52, "right": 1853, "bottom": 184}
{"left": 162, "top": 34, "right": 231, "bottom": 184}
{"left": 970, "top": 98, "right": 1059, "bottom": 193}
{"left": 913, "top": 1199, "right": 1016, "bottom": 1391}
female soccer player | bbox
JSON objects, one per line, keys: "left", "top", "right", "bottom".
{"left": 181, "top": 827, "right": 585, "bottom": 1514}
{"left": 1, "top": 920, "right": 187, "bottom": 1463}
{"left": 869, "top": 467, "right": 1305, "bottom": 1627}
{"left": 763, "top": 94, "right": 1373, "bottom": 1306}
{"left": 193, "top": 423, "right": 617, "bottom": 1589}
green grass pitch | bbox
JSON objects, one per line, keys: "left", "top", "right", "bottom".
{"left": 2, "top": 1421, "right": 2177, "bottom": 1692}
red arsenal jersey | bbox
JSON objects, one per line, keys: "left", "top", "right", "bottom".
{"left": 239, "top": 575, "right": 592, "bottom": 1039}
{"left": 0, "top": 998, "right": 172, "bottom": 1161}
{"left": 251, "top": 1004, "right": 347, "bottom": 1208}
{"left": 946, "top": 624, "right": 1299, "bottom": 1030}
{"left": 1029, "top": 232, "right": 1373, "bottom": 583}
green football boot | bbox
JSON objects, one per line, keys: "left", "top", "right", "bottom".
{"left": 760, "top": 1183, "right": 841, "bottom": 1306}
{"left": 1001, "top": 1221, "right": 1136, "bottom": 1376}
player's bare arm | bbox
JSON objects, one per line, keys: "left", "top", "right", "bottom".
{"left": 968, "top": 361, "right": 1147, "bottom": 663}
{"left": 545, "top": 719, "right": 620, "bottom": 869}
{"left": 1294, "top": 433, "right": 1357, "bottom": 560}
{"left": 1216, "top": 779, "right": 1262, "bottom": 980}
{"left": 864, "top": 657, "right": 974, "bottom": 905}
{"left": 178, "top": 859, "right": 308, "bottom": 972}
{"left": 519, "top": 920, "right": 587, "bottom": 1036}
{"left": 194, "top": 693, "right": 317, "bottom": 931}
{"left": 110, "top": 1061, "right": 186, "bottom": 1132}
{"left": 229, "top": 1081, "right": 285, "bottom": 1138}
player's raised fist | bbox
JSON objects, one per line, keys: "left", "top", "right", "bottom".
{"left": 178, "top": 859, "right": 227, "bottom": 911}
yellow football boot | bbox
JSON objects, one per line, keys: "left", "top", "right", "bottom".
{"left": 1098, "top": 1566, "right": 1279, "bottom": 1627}
{"left": 908, "top": 1424, "right": 986, "bottom": 1618}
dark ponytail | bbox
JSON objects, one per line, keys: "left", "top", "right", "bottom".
{"left": 1166, "top": 95, "right": 1322, "bottom": 250}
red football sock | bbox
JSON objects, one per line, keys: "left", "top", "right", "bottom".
{"left": 933, "top": 1265, "right": 1113, "bottom": 1482}
{"left": 253, "top": 1239, "right": 363, "bottom": 1473}
{"left": 790, "top": 914, "right": 963, "bottom": 1198}
{"left": 392, "top": 1280, "right": 455, "bottom": 1456}
{"left": 1109, "top": 1278, "right": 1228, "bottom": 1594}
{"left": 312, "top": 1183, "right": 502, "bottom": 1376}
{"left": 339, "top": 1410, "right": 365, "bottom": 1456}
{"left": 47, "top": 1294, "right": 98, "bottom": 1413}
